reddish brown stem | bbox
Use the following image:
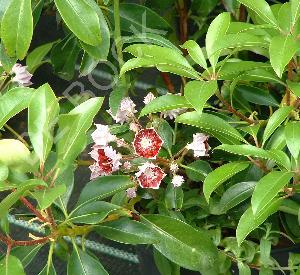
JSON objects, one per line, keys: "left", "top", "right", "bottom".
{"left": 20, "top": 197, "right": 49, "bottom": 224}
{"left": 0, "top": 235, "right": 49, "bottom": 247}
{"left": 46, "top": 207, "right": 57, "bottom": 228}
{"left": 177, "top": 0, "right": 188, "bottom": 44}
{"left": 286, "top": 61, "right": 294, "bottom": 106}
{"left": 160, "top": 72, "right": 175, "bottom": 93}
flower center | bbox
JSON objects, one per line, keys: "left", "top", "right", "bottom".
{"left": 140, "top": 137, "right": 152, "bottom": 149}
{"left": 144, "top": 168, "right": 155, "bottom": 178}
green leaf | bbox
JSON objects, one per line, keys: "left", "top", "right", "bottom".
{"left": 109, "top": 81, "right": 129, "bottom": 116}
{"left": 67, "top": 247, "right": 108, "bottom": 275}
{"left": 291, "top": 0, "right": 300, "bottom": 30}
{"left": 56, "top": 97, "right": 103, "bottom": 166}
{"left": 75, "top": 175, "right": 134, "bottom": 207}
{"left": 140, "top": 94, "right": 191, "bottom": 117}
{"left": 238, "top": 262, "right": 251, "bottom": 275}
{"left": 237, "top": 0, "right": 278, "bottom": 27}
{"left": 262, "top": 106, "right": 292, "bottom": 146}
{"left": 32, "top": 184, "right": 66, "bottom": 210}
{"left": 287, "top": 80, "right": 300, "bottom": 97}
{"left": 11, "top": 245, "right": 43, "bottom": 268}
{"left": 26, "top": 42, "right": 55, "bottom": 73}
{"left": 219, "top": 181, "right": 256, "bottom": 212}
{"left": 54, "top": 0, "right": 101, "bottom": 46}
{"left": 0, "top": 43, "right": 17, "bottom": 72}
{"left": 0, "top": 0, "right": 33, "bottom": 59}
{"left": 0, "top": 179, "right": 47, "bottom": 219}
{"left": 165, "top": 182, "right": 183, "bottom": 210}
{"left": 184, "top": 80, "right": 217, "bottom": 113}
{"left": 69, "top": 201, "right": 121, "bottom": 224}
{"left": 205, "top": 12, "right": 231, "bottom": 71}
{"left": 185, "top": 160, "right": 212, "bottom": 182}
{"left": 251, "top": 171, "right": 293, "bottom": 216}
{"left": 0, "top": 164, "right": 9, "bottom": 182}
{"left": 38, "top": 262, "right": 57, "bottom": 275}
{"left": 95, "top": 217, "right": 158, "bottom": 244}
{"left": 28, "top": 84, "right": 59, "bottom": 163}
{"left": 0, "top": 87, "right": 34, "bottom": 129}
{"left": 269, "top": 35, "right": 298, "bottom": 78}
{"left": 203, "top": 161, "right": 250, "bottom": 202}
{"left": 0, "top": 255, "right": 25, "bottom": 275}
{"left": 142, "top": 214, "right": 219, "bottom": 273}
{"left": 153, "top": 248, "right": 180, "bottom": 275}
{"left": 175, "top": 111, "right": 246, "bottom": 144}
{"left": 285, "top": 121, "right": 300, "bottom": 160}
{"left": 236, "top": 198, "right": 282, "bottom": 245}
{"left": 155, "top": 119, "right": 173, "bottom": 153}
{"left": 181, "top": 40, "right": 207, "bottom": 69}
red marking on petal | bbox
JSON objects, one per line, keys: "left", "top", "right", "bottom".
{"left": 97, "top": 148, "right": 113, "bottom": 174}
{"left": 137, "top": 166, "right": 165, "bottom": 189}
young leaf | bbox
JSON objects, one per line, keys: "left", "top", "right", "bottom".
{"left": 56, "top": 97, "right": 103, "bottom": 166}
{"left": 236, "top": 198, "right": 282, "bottom": 245}
{"left": 285, "top": 121, "right": 300, "bottom": 160}
{"left": 67, "top": 247, "right": 108, "bottom": 275}
{"left": 141, "top": 214, "right": 219, "bottom": 273}
{"left": 140, "top": 94, "right": 191, "bottom": 117}
{"left": 262, "top": 106, "right": 292, "bottom": 146}
{"left": 184, "top": 80, "right": 217, "bottom": 113}
{"left": 205, "top": 12, "right": 231, "bottom": 71}
{"left": 0, "top": 255, "right": 25, "bottom": 275}
{"left": 237, "top": 0, "right": 278, "bottom": 27}
{"left": 291, "top": 0, "right": 300, "bottom": 30}
{"left": 0, "top": 87, "right": 34, "bottom": 129}
{"left": 203, "top": 161, "right": 250, "bottom": 202}
{"left": 269, "top": 35, "right": 298, "bottom": 78}
{"left": 1, "top": 0, "right": 33, "bottom": 59}
{"left": 95, "top": 217, "right": 158, "bottom": 244}
{"left": 181, "top": 40, "right": 207, "bottom": 69}
{"left": 175, "top": 111, "right": 246, "bottom": 144}
{"left": 54, "top": 0, "right": 101, "bottom": 46}
{"left": 251, "top": 171, "right": 293, "bottom": 216}
{"left": 28, "top": 84, "right": 59, "bottom": 163}
{"left": 0, "top": 164, "right": 9, "bottom": 182}
{"left": 287, "top": 80, "right": 300, "bottom": 97}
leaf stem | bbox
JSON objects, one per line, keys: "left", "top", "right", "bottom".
{"left": 113, "top": 0, "right": 124, "bottom": 68}
{"left": 3, "top": 124, "right": 30, "bottom": 148}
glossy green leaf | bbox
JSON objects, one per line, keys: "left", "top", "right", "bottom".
{"left": 54, "top": 0, "right": 101, "bottom": 46}
{"left": 28, "top": 84, "right": 59, "bottom": 163}
{"left": 153, "top": 248, "right": 180, "bottom": 275}
{"left": 56, "top": 97, "right": 103, "bottom": 166}
{"left": 262, "top": 106, "right": 292, "bottom": 146}
{"left": 185, "top": 160, "right": 212, "bottom": 182}
{"left": 184, "top": 80, "right": 217, "bottom": 113}
{"left": 69, "top": 201, "right": 121, "bottom": 224}
{"left": 237, "top": 0, "right": 277, "bottom": 27}
{"left": 140, "top": 94, "right": 191, "bottom": 117}
{"left": 0, "top": 87, "right": 34, "bottom": 129}
{"left": 96, "top": 217, "right": 158, "bottom": 244}
{"left": 0, "top": 179, "right": 47, "bottom": 219}
{"left": 11, "top": 245, "right": 43, "bottom": 268}
{"left": 32, "top": 184, "right": 66, "bottom": 210}
{"left": 38, "top": 263, "right": 57, "bottom": 275}
{"left": 238, "top": 262, "right": 251, "bottom": 275}
{"left": 181, "top": 40, "right": 207, "bottom": 69}
{"left": 67, "top": 247, "right": 108, "bottom": 275}
{"left": 175, "top": 111, "right": 245, "bottom": 144}
{"left": 32, "top": 0, "right": 44, "bottom": 28}
{"left": 287, "top": 80, "right": 300, "bottom": 97}
{"left": 1, "top": 0, "right": 33, "bottom": 59}
{"left": 278, "top": 3, "right": 292, "bottom": 33}
{"left": 109, "top": 81, "right": 130, "bottom": 116}
{"left": 0, "top": 43, "right": 17, "bottom": 72}
{"left": 165, "top": 182, "right": 183, "bottom": 210}
{"left": 0, "top": 164, "right": 9, "bottom": 182}
{"left": 142, "top": 214, "right": 219, "bottom": 273}
{"left": 269, "top": 35, "right": 298, "bottom": 78}
{"left": 155, "top": 119, "right": 173, "bottom": 152}
{"left": 251, "top": 171, "right": 293, "bottom": 216}
{"left": 285, "top": 121, "right": 300, "bottom": 160}
{"left": 219, "top": 181, "right": 256, "bottom": 212}
{"left": 203, "top": 161, "right": 250, "bottom": 202}
{"left": 76, "top": 175, "right": 134, "bottom": 207}
{"left": 0, "top": 255, "right": 25, "bottom": 275}
{"left": 236, "top": 198, "right": 282, "bottom": 245}
{"left": 205, "top": 12, "right": 231, "bottom": 70}
{"left": 291, "top": 0, "right": 300, "bottom": 30}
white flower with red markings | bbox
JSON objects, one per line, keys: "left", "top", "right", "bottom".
{"left": 89, "top": 145, "right": 121, "bottom": 178}
{"left": 108, "top": 97, "right": 137, "bottom": 124}
{"left": 91, "top": 124, "right": 116, "bottom": 146}
{"left": 11, "top": 63, "right": 32, "bottom": 87}
{"left": 172, "top": 175, "right": 184, "bottom": 187}
{"left": 135, "top": 162, "right": 166, "bottom": 189}
{"left": 143, "top": 92, "right": 156, "bottom": 105}
{"left": 186, "top": 133, "right": 210, "bottom": 157}
{"left": 133, "top": 128, "right": 163, "bottom": 159}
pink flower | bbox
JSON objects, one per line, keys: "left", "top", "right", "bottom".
{"left": 11, "top": 63, "right": 32, "bottom": 87}
{"left": 91, "top": 124, "right": 116, "bottom": 146}
{"left": 123, "top": 161, "right": 132, "bottom": 170}
{"left": 186, "top": 133, "right": 210, "bottom": 157}
{"left": 135, "top": 162, "right": 166, "bottom": 189}
{"left": 133, "top": 128, "right": 163, "bottom": 159}
{"left": 143, "top": 92, "right": 156, "bottom": 104}
{"left": 107, "top": 97, "right": 137, "bottom": 124}
{"left": 126, "top": 187, "right": 137, "bottom": 199}
{"left": 89, "top": 145, "right": 121, "bottom": 178}
{"left": 172, "top": 175, "right": 184, "bottom": 187}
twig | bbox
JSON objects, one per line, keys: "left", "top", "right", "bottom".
{"left": 3, "top": 124, "right": 30, "bottom": 148}
{"left": 20, "top": 197, "right": 49, "bottom": 224}
{"left": 160, "top": 72, "right": 175, "bottom": 93}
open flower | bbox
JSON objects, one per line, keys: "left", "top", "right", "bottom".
{"left": 126, "top": 187, "right": 137, "bottom": 199}
{"left": 162, "top": 108, "right": 185, "bottom": 120}
{"left": 89, "top": 145, "right": 121, "bottom": 179}
{"left": 169, "top": 162, "right": 179, "bottom": 173}
{"left": 135, "top": 162, "right": 166, "bottom": 189}
{"left": 11, "top": 63, "right": 32, "bottom": 87}
{"left": 186, "top": 133, "right": 210, "bottom": 157}
{"left": 133, "top": 128, "right": 163, "bottom": 159}
{"left": 172, "top": 175, "right": 184, "bottom": 187}
{"left": 143, "top": 92, "right": 156, "bottom": 104}
{"left": 107, "top": 97, "right": 137, "bottom": 124}
{"left": 91, "top": 124, "right": 116, "bottom": 146}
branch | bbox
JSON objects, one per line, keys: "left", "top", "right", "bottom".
{"left": 20, "top": 197, "right": 49, "bottom": 224}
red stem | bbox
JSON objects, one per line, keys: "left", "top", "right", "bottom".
{"left": 20, "top": 197, "right": 49, "bottom": 224}
{"left": 160, "top": 72, "right": 175, "bottom": 93}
